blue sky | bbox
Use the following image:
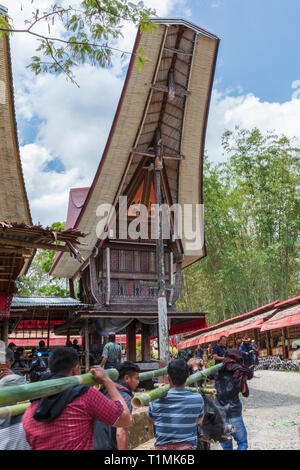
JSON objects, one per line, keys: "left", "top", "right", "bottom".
{"left": 188, "top": 0, "right": 300, "bottom": 103}
{"left": 6, "top": 0, "right": 300, "bottom": 225}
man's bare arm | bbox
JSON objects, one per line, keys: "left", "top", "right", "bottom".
{"left": 116, "top": 427, "right": 129, "bottom": 450}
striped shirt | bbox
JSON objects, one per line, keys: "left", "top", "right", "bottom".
{"left": 148, "top": 388, "right": 204, "bottom": 448}
{"left": 0, "top": 415, "right": 30, "bottom": 450}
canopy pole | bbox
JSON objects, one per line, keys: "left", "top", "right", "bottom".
{"left": 85, "top": 319, "right": 90, "bottom": 373}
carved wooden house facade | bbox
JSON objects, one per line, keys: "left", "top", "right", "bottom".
{"left": 51, "top": 19, "right": 220, "bottom": 363}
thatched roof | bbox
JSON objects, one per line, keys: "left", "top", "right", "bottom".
{"left": 0, "top": 221, "right": 87, "bottom": 294}
{"left": 0, "top": 31, "right": 31, "bottom": 225}
{"left": 51, "top": 19, "right": 219, "bottom": 278}
{"left": 0, "top": 15, "right": 33, "bottom": 282}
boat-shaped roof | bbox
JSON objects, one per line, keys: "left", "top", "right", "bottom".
{"left": 51, "top": 19, "right": 219, "bottom": 278}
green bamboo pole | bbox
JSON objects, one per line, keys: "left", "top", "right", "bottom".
{"left": 0, "top": 369, "right": 119, "bottom": 407}
{"left": 153, "top": 384, "right": 216, "bottom": 395}
{"left": 0, "top": 402, "right": 31, "bottom": 419}
{"left": 185, "top": 386, "right": 216, "bottom": 395}
{"left": 132, "top": 363, "right": 222, "bottom": 408}
{"left": 138, "top": 359, "right": 204, "bottom": 382}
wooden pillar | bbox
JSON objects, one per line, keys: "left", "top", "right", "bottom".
{"left": 287, "top": 328, "right": 291, "bottom": 358}
{"left": 85, "top": 319, "right": 90, "bottom": 372}
{"left": 141, "top": 323, "right": 151, "bottom": 362}
{"left": 105, "top": 247, "right": 111, "bottom": 306}
{"left": 69, "top": 279, "right": 75, "bottom": 299}
{"left": 281, "top": 328, "right": 287, "bottom": 359}
{"left": 266, "top": 331, "right": 271, "bottom": 356}
{"left": 46, "top": 309, "right": 50, "bottom": 349}
{"left": 2, "top": 317, "right": 9, "bottom": 346}
{"left": 126, "top": 321, "right": 136, "bottom": 362}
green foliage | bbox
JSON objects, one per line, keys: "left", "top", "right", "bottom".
{"left": 16, "top": 222, "right": 69, "bottom": 297}
{"left": 1, "top": 1, "right": 156, "bottom": 84}
{"left": 178, "top": 128, "right": 300, "bottom": 325}
{"left": 0, "top": 12, "right": 12, "bottom": 38}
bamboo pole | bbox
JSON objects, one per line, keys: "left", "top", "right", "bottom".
{"left": 132, "top": 363, "right": 222, "bottom": 407}
{"left": 0, "top": 370, "right": 119, "bottom": 407}
{"left": 138, "top": 358, "right": 204, "bottom": 382}
{"left": 185, "top": 386, "right": 216, "bottom": 395}
{"left": 0, "top": 402, "right": 31, "bottom": 419}
{"left": 153, "top": 384, "right": 216, "bottom": 395}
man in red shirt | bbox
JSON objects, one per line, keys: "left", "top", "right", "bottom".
{"left": 23, "top": 347, "right": 131, "bottom": 450}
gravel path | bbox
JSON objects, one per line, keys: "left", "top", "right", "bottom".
{"left": 135, "top": 371, "right": 300, "bottom": 451}
{"left": 212, "top": 370, "right": 300, "bottom": 450}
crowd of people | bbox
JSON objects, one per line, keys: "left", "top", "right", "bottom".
{"left": 0, "top": 333, "right": 263, "bottom": 451}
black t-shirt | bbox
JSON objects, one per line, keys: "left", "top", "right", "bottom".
{"left": 213, "top": 344, "right": 227, "bottom": 364}
{"left": 214, "top": 370, "right": 245, "bottom": 419}
{"left": 195, "top": 348, "right": 203, "bottom": 359}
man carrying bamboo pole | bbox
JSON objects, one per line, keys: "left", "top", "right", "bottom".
{"left": 147, "top": 359, "right": 204, "bottom": 450}
{"left": 94, "top": 361, "right": 140, "bottom": 450}
{"left": 23, "top": 347, "right": 132, "bottom": 450}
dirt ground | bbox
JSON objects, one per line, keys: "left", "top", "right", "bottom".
{"left": 134, "top": 370, "right": 300, "bottom": 451}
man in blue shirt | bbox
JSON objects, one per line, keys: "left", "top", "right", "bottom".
{"left": 148, "top": 359, "right": 204, "bottom": 450}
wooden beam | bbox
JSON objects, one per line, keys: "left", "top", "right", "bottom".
{"left": 0, "top": 248, "right": 31, "bottom": 256}
{"left": 151, "top": 84, "right": 191, "bottom": 97}
{"left": 164, "top": 46, "right": 193, "bottom": 56}
{"left": 0, "top": 236, "right": 71, "bottom": 253}
{"left": 131, "top": 148, "right": 185, "bottom": 161}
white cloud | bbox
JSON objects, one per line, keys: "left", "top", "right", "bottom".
{"left": 205, "top": 89, "right": 300, "bottom": 163}
{"left": 4, "top": 0, "right": 300, "bottom": 226}
{"left": 5, "top": 0, "right": 191, "bottom": 225}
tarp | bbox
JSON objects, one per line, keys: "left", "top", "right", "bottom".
{"left": 17, "top": 320, "right": 65, "bottom": 330}
{"left": 228, "top": 319, "right": 265, "bottom": 335}
{"left": 260, "top": 313, "right": 300, "bottom": 332}
{"left": 169, "top": 318, "right": 207, "bottom": 336}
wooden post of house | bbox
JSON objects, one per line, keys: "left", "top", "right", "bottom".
{"left": 287, "top": 328, "right": 291, "bottom": 358}
{"left": 141, "top": 323, "right": 151, "bottom": 362}
{"left": 69, "top": 279, "right": 75, "bottom": 299}
{"left": 85, "top": 319, "right": 90, "bottom": 373}
{"left": 154, "top": 128, "right": 169, "bottom": 364}
{"left": 281, "top": 328, "right": 287, "bottom": 359}
{"left": 126, "top": 321, "right": 136, "bottom": 362}
{"left": 2, "top": 317, "right": 9, "bottom": 346}
{"left": 46, "top": 309, "right": 50, "bottom": 350}
{"left": 266, "top": 331, "right": 271, "bottom": 356}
